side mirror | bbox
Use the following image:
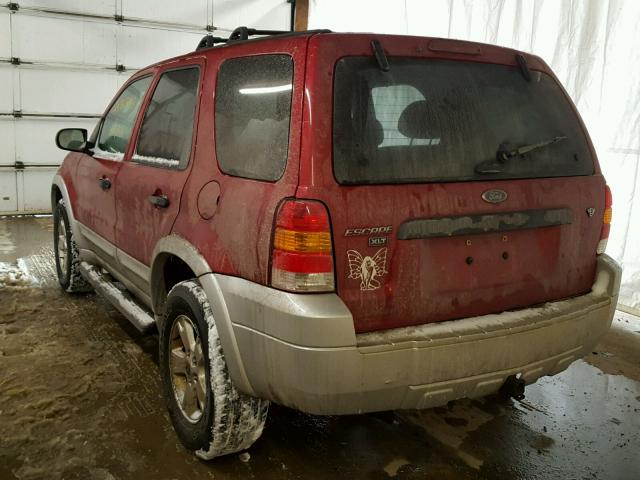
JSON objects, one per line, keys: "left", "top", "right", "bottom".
{"left": 56, "top": 128, "right": 90, "bottom": 152}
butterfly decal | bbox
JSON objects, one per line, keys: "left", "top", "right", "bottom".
{"left": 347, "top": 248, "right": 388, "bottom": 291}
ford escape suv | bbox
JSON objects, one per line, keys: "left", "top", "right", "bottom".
{"left": 51, "top": 28, "right": 621, "bottom": 459}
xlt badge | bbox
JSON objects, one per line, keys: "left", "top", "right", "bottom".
{"left": 368, "top": 236, "right": 388, "bottom": 247}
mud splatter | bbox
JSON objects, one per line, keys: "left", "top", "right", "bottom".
{"left": 1, "top": 216, "right": 639, "bottom": 480}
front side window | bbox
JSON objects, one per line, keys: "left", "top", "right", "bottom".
{"left": 333, "top": 57, "right": 594, "bottom": 184}
{"left": 96, "top": 76, "right": 152, "bottom": 160}
{"left": 133, "top": 67, "right": 200, "bottom": 169}
{"left": 215, "top": 55, "right": 293, "bottom": 181}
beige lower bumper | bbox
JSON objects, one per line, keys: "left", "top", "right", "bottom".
{"left": 232, "top": 255, "right": 621, "bottom": 415}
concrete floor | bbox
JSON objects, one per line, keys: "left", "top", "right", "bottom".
{"left": 1, "top": 216, "right": 639, "bottom": 480}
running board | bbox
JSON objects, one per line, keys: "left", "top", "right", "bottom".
{"left": 79, "top": 262, "right": 156, "bottom": 334}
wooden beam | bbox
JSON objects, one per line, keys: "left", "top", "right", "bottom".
{"left": 294, "top": 0, "right": 309, "bottom": 31}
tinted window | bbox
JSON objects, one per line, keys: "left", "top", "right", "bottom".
{"left": 333, "top": 57, "right": 594, "bottom": 184}
{"left": 133, "top": 67, "right": 200, "bottom": 169}
{"left": 96, "top": 76, "right": 152, "bottom": 160}
{"left": 215, "top": 55, "right": 293, "bottom": 181}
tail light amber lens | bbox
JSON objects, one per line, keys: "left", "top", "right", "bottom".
{"left": 596, "top": 185, "right": 612, "bottom": 255}
{"left": 270, "top": 200, "right": 335, "bottom": 292}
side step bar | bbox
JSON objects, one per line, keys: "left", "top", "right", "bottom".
{"left": 79, "top": 262, "right": 156, "bottom": 333}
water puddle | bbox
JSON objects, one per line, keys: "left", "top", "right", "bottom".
{"left": 0, "top": 221, "right": 16, "bottom": 255}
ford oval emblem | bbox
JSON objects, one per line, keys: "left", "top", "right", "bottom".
{"left": 482, "top": 189, "right": 508, "bottom": 204}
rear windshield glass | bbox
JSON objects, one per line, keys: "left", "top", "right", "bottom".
{"left": 333, "top": 57, "right": 594, "bottom": 185}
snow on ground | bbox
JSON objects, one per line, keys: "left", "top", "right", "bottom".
{"left": 0, "top": 259, "right": 37, "bottom": 288}
{"left": 612, "top": 310, "right": 640, "bottom": 335}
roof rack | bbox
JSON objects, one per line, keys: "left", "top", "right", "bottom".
{"left": 195, "top": 26, "right": 331, "bottom": 51}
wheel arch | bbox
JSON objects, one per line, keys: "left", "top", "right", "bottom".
{"left": 151, "top": 235, "right": 256, "bottom": 396}
{"left": 150, "top": 235, "right": 211, "bottom": 314}
{"left": 51, "top": 183, "right": 63, "bottom": 209}
{"left": 51, "top": 174, "right": 85, "bottom": 246}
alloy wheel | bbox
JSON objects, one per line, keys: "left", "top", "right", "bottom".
{"left": 169, "top": 314, "right": 208, "bottom": 423}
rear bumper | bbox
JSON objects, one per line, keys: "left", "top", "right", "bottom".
{"left": 217, "top": 255, "right": 621, "bottom": 415}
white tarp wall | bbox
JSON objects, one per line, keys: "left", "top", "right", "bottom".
{"left": 309, "top": 0, "right": 640, "bottom": 313}
{"left": 0, "top": 0, "right": 289, "bottom": 214}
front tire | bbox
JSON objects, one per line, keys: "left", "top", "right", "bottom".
{"left": 53, "top": 201, "right": 91, "bottom": 293}
{"left": 160, "top": 280, "right": 269, "bottom": 459}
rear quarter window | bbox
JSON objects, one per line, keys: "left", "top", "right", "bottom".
{"left": 215, "top": 54, "right": 293, "bottom": 181}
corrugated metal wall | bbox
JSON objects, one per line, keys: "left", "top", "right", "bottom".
{"left": 0, "top": 0, "right": 290, "bottom": 214}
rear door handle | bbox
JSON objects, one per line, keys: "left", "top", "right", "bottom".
{"left": 148, "top": 194, "right": 170, "bottom": 208}
{"left": 99, "top": 177, "right": 111, "bottom": 190}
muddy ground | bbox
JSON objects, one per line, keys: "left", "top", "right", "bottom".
{"left": 1, "top": 216, "right": 639, "bottom": 480}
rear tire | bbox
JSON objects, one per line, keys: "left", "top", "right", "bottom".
{"left": 160, "top": 280, "right": 269, "bottom": 459}
{"left": 53, "top": 201, "right": 91, "bottom": 293}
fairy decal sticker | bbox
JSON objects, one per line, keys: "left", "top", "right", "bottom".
{"left": 347, "top": 248, "right": 388, "bottom": 291}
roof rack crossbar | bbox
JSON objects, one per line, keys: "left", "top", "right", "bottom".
{"left": 195, "top": 27, "right": 332, "bottom": 52}
{"left": 196, "top": 36, "right": 228, "bottom": 50}
{"left": 228, "top": 26, "right": 289, "bottom": 42}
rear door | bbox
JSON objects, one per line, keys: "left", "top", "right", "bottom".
{"left": 114, "top": 62, "right": 202, "bottom": 289}
{"left": 300, "top": 35, "right": 605, "bottom": 333}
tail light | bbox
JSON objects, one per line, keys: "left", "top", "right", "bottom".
{"left": 270, "top": 199, "right": 335, "bottom": 292}
{"left": 596, "top": 185, "right": 612, "bottom": 255}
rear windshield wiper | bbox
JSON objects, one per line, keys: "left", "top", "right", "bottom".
{"left": 497, "top": 136, "right": 567, "bottom": 161}
{"left": 476, "top": 136, "right": 567, "bottom": 174}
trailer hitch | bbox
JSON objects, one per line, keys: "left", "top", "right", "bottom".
{"left": 500, "top": 374, "right": 526, "bottom": 400}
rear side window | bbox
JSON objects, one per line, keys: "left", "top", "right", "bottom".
{"left": 333, "top": 57, "right": 594, "bottom": 184}
{"left": 215, "top": 55, "right": 293, "bottom": 181}
{"left": 96, "top": 76, "right": 152, "bottom": 160}
{"left": 133, "top": 67, "right": 200, "bottom": 169}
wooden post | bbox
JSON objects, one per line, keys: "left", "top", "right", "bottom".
{"left": 294, "top": 0, "right": 309, "bottom": 31}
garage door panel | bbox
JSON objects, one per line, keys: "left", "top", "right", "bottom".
{"left": 14, "top": 15, "right": 117, "bottom": 65}
{"left": 117, "top": 26, "right": 202, "bottom": 68}
{"left": 21, "top": 169, "right": 58, "bottom": 212}
{"left": 0, "top": 69, "right": 13, "bottom": 112}
{"left": 0, "top": 122, "right": 16, "bottom": 167}
{"left": 0, "top": 172, "right": 18, "bottom": 213}
{"left": 20, "top": 69, "right": 118, "bottom": 114}
{"left": 19, "top": 0, "right": 116, "bottom": 17}
{"left": 212, "top": 0, "right": 290, "bottom": 31}
{"left": 15, "top": 118, "right": 99, "bottom": 166}
{"left": 123, "top": 0, "right": 208, "bottom": 26}
{"left": 0, "top": 12, "right": 11, "bottom": 59}
{"left": 2, "top": 2, "right": 288, "bottom": 215}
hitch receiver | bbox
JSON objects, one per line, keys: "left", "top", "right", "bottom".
{"left": 500, "top": 374, "right": 526, "bottom": 400}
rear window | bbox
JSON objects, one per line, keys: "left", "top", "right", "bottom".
{"left": 333, "top": 57, "right": 594, "bottom": 185}
{"left": 215, "top": 55, "right": 293, "bottom": 181}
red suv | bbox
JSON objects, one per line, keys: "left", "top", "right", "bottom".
{"left": 52, "top": 28, "right": 621, "bottom": 459}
